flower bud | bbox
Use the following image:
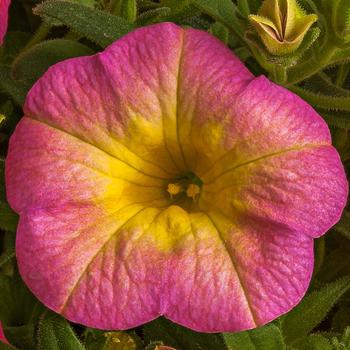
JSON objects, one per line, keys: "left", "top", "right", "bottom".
{"left": 248, "top": 0, "right": 317, "bottom": 55}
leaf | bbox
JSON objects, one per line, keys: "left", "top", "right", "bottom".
{"left": 333, "top": 210, "right": 350, "bottom": 239}
{"left": 112, "top": 0, "right": 137, "bottom": 22}
{"left": 223, "top": 324, "right": 285, "bottom": 350}
{"left": 4, "top": 324, "right": 36, "bottom": 350}
{"left": 281, "top": 276, "right": 350, "bottom": 345}
{"left": 12, "top": 39, "right": 94, "bottom": 82}
{"left": 37, "top": 311, "right": 85, "bottom": 350}
{"left": 0, "top": 64, "right": 31, "bottom": 106}
{"left": 191, "top": 0, "right": 243, "bottom": 38}
{"left": 209, "top": 22, "right": 229, "bottom": 44}
{"left": 298, "top": 334, "right": 332, "bottom": 350}
{"left": 0, "top": 201, "right": 18, "bottom": 232}
{"left": 143, "top": 317, "right": 225, "bottom": 350}
{"left": 136, "top": 7, "right": 172, "bottom": 26}
{"left": 0, "top": 274, "right": 43, "bottom": 326}
{"left": 34, "top": 1, "right": 135, "bottom": 47}
{"left": 304, "top": 73, "right": 350, "bottom": 97}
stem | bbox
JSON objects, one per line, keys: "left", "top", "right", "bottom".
{"left": 287, "top": 41, "right": 338, "bottom": 85}
{"left": 335, "top": 63, "right": 350, "bottom": 86}
{"left": 289, "top": 85, "right": 350, "bottom": 111}
{"left": 273, "top": 65, "right": 287, "bottom": 85}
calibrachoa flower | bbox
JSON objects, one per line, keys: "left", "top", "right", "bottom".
{"left": 0, "top": 0, "right": 10, "bottom": 45}
{"left": 6, "top": 23, "right": 348, "bottom": 332}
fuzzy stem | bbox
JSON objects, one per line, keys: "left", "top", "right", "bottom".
{"left": 335, "top": 63, "right": 350, "bottom": 86}
{"left": 287, "top": 41, "right": 338, "bottom": 85}
{"left": 289, "top": 85, "right": 350, "bottom": 111}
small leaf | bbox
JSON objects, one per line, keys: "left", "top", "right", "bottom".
{"left": 281, "top": 276, "right": 350, "bottom": 345}
{"left": 223, "top": 324, "right": 285, "bottom": 350}
{"left": 12, "top": 39, "right": 94, "bottom": 82}
{"left": 34, "top": 1, "right": 134, "bottom": 47}
{"left": 0, "top": 64, "right": 31, "bottom": 106}
{"left": 299, "top": 334, "right": 332, "bottom": 350}
{"left": 111, "top": 0, "right": 137, "bottom": 22}
{"left": 0, "top": 202, "right": 18, "bottom": 232}
{"left": 209, "top": 22, "right": 229, "bottom": 44}
{"left": 37, "top": 311, "right": 85, "bottom": 350}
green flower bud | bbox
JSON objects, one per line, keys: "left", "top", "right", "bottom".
{"left": 248, "top": 0, "right": 318, "bottom": 55}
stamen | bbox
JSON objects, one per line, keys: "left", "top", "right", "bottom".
{"left": 167, "top": 183, "right": 183, "bottom": 197}
{"left": 186, "top": 183, "right": 200, "bottom": 200}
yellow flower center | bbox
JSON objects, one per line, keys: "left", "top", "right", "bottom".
{"left": 166, "top": 171, "right": 203, "bottom": 203}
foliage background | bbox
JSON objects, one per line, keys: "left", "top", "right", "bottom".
{"left": 1, "top": 0, "right": 350, "bottom": 349}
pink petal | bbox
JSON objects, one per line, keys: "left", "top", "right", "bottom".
{"left": 6, "top": 23, "right": 348, "bottom": 333}
{"left": 0, "top": 0, "right": 10, "bottom": 45}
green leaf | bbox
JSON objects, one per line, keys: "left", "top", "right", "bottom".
{"left": 111, "top": 0, "right": 137, "bottom": 22}
{"left": 333, "top": 210, "right": 350, "bottom": 239}
{"left": 0, "top": 64, "right": 31, "bottom": 106}
{"left": 281, "top": 276, "right": 350, "bottom": 345}
{"left": 0, "top": 201, "right": 18, "bottom": 232}
{"left": 143, "top": 317, "right": 225, "bottom": 350}
{"left": 37, "top": 311, "right": 85, "bottom": 350}
{"left": 209, "top": 22, "right": 229, "bottom": 44}
{"left": 191, "top": 0, "right": 243, "bottom": 38}
{"left": 4, "top": 324, "right": 36, "bottom": 350}
{"left": 136, "top": 7, "right": 171, "bottom": 26}
{"left": 298, "top": 334, "right": 332, "bottom": 350}
{"left": 0, "top": 31, "right": 32, "bottom": 65}
{"left": 34, "top": 1, "right": 134, "bottom": 47}
{"left": 223, "top": 324, "right": 285, "bottom": 350}
{"left": 12, "top": 39, "right": 94, "bottom": 83}
{"left": 0, "top": 274, "right": 43, "bottom": 326}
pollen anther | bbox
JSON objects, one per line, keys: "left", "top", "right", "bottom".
{"left": 186, "top": 183, "right": 201, "bottom": 200}
{"left": 167, "top": 183, "right": 183, "bottom": 197}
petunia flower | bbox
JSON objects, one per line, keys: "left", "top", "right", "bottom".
{"left": 0, "top": 0, "right": 10, "bottom": 45}
{"left": 6, "top": 23, "right": 348, "bottom": 332}
{"left": 249, "top": 0, "right": 318, "bottom": 55}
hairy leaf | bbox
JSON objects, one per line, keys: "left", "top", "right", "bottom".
{"left": 37, "top": 311, "right": 85, "bottom": 350}
{"left": 281, "top": 277, "right": 350, "bottom": 345}
{"left": 34, "top": 1, "right": 134, "bottom": 47}
{"left": 223, "top": 324, "right": 285, "bottom": 350}
{"left": 12, "top": 39, "right": 94, "bottom": 82}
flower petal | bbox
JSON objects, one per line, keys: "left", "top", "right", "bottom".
{"left": 0, "top": 0, "right": 10, "bottom": 45}
{"left": 6, "top": 23, "right": 347, "bottom": 333}
{"left": 163, "top": 211, "right": 314, "bottom": 331}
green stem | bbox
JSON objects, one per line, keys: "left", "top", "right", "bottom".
{"left": 287, "top": 41, "right": 338, "bottom": 85}
{"left": 273, "top": 64, "right": 287, "bottom": 85}
{"left": 289, "top": 85, "right": 350, "bottom": 111}
{"left": 335, "top": 63, "right": 350, "bottom": 86}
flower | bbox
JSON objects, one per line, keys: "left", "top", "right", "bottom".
{"left": 6, "top": 23, "right": 347, "bottom": 332}
{"left": 249, "top": 0, "right": 318, "bottom": 55}
{"left": 0, "top": 0, "right": 10, "bottom": 45}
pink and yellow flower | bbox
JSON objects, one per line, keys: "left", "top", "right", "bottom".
{"left": 0, "top": 0, "right": 10, "bottom": 45}
{"left": 6, "top": 23, "right": 348, "bottom": 332}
